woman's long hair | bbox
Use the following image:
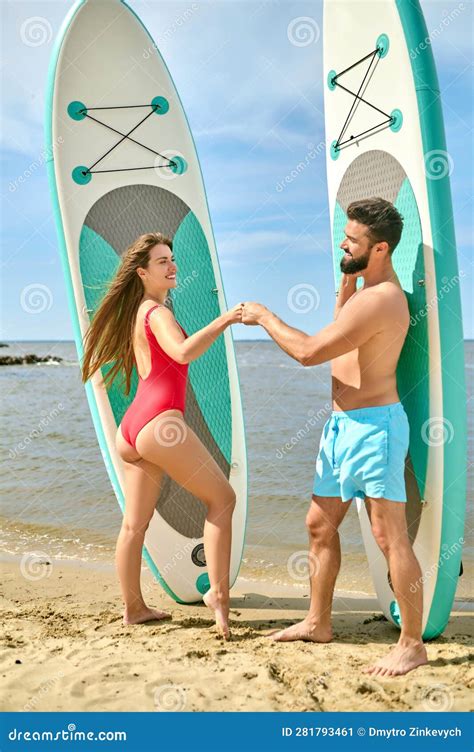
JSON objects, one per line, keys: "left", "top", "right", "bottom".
{"left": 81, "top": 232, "right": 172, "bottom": 396}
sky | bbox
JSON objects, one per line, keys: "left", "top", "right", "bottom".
{"left": 1, "top": 0, "right": 473, "bottom": 341}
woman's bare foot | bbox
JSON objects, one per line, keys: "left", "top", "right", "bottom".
{"left": 363, "top": 638, "right": 428, "bottom": 677}
{"left": 266, "top": 617, "right": 332, "bottom": 643}
{"left": 123, "top": 606, "right": 172, "bottom": 626}
{"left": 203, "top": 589, "right": 230, "bottom": 639}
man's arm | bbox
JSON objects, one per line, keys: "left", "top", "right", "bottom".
{"left": 256, "top": 289, "right": 385, "bottom": 366}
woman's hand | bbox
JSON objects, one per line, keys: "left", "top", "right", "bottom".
{"left": 224, "top": 303, "right": 244, "bottom": 326}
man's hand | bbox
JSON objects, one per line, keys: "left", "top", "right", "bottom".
{"left": 334, "top": 273, "right": 357, "bottom": 320}
{"left": 242, "top": 302, "right": 269, "bottom": 326}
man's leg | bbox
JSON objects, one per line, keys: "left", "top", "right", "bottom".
{"left": 269, "top": 494, "right": 351, "bottom": 642}
{"left": 364, "top": 497, "right": 428, "bottom": 676}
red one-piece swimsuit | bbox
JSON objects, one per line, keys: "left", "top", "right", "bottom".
{"left": 120, "top": 304, "right": 189, "bottom": 449}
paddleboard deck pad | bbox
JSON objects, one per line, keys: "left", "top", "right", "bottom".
{"left": 323, "top": 0, "right": 466, "bottom": 638}
{"left": 46, "top": 0, "right": 247, "bottom": 603}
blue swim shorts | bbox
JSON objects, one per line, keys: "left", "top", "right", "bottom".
{"left": 313, "top": 402, "right": 409, "bottom": 503}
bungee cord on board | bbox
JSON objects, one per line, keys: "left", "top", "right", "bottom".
{"left": 330, "top": 45, "right": 396, "bottom": 152}
{"left": 75, "top": 101, "right": 177, "bottom": 176}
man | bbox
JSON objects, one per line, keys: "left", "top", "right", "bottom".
{"left": 242, "top": 197, "right": 428, "bottom": 677}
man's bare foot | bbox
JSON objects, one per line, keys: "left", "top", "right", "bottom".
{"left": 203, "top": 589, "right": 230, "bottom": 639}
{"left": 267, "top": 618, "right": 332, "bottom": 643}
{"left": 123, "top": 606, "right": 172, "bottom": 626}
{"left": 364, "top": 638, "right": 428, "bottom": 677}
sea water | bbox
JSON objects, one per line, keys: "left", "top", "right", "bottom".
{"left": 1, "top": 339, "right": 472, "bottom": 596}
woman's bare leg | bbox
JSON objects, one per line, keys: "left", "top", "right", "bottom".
{"left": 135, "top": 410, "right": 236, "bottom": 638}
{"left": 115, "top": 427, "right": 171, "bottom": 625}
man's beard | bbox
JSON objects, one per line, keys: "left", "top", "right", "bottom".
{"left": 340, "top": 247, "right": 371, "bottom": 274}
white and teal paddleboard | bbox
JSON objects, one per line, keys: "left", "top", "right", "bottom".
{"left": 45, "top": 0, "right": 247, "bottom": 604}
{"left": 323, "top": 0, "right": 466, "bottom": 638}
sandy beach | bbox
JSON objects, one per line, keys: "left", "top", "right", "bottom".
{"left": 1, "top": 556, "right": 472, "bottom": 713}
{"left": 2, "top": 341, "right": 472, "bottom": 715}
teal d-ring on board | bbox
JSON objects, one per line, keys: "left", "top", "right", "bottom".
{"left": 196, "top": 573, "right": 211, "bottom": 595}
{"left": 170, "top": 156, "right": 188, "bottom": 175}
{"left": 72, "top": 165, "right": 92, "bottom": 185}
{"left": 330, "top": 140, "right": 340, "bottom": 161}
{"left": 390, "top": 108, "right": 403, "bottom": 132}
{"left": 376, "top": 33, "right": 390, "bottom": 57}
{"left": 390, "top": 600, "right": 402, "bottom": 626}
{"left": 327, "top": 69, "right": 337, "bottom": 91}
{"left": 151, "top": 95, "right": 169, "bottom": 115}
{"left": 67, "top": 100, "right": 87, "bottom": 120}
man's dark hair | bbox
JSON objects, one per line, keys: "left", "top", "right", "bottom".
{"left": 346, "top": 197, "right": 404, "bottom": 254}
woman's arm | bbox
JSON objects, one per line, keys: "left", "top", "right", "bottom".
{"left": 149, "top": 303, "right": 242, "bottom": 364}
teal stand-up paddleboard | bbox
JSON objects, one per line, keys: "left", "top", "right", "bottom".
{"left": 323, "top": 0, "right": 466, "bottom": 638}
{"left": 45, "top": 0, "right": 247, "bottom": 604}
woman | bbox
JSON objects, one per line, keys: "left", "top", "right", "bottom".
{"left": 81, "top": 232, "right": 242, "bottom": 638}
